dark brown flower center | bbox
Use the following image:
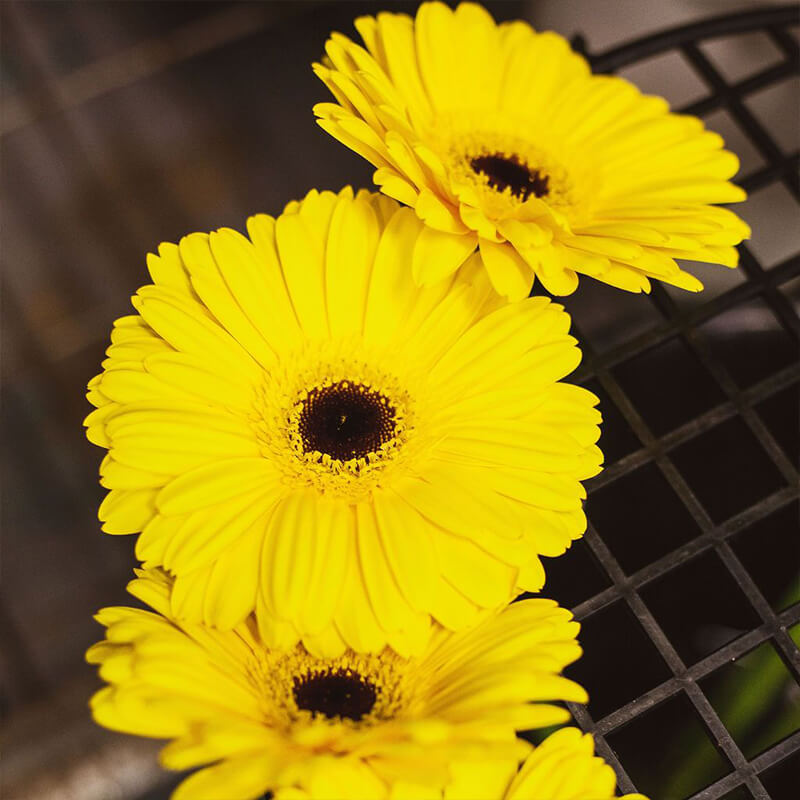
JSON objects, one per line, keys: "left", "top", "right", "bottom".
{"left": 470, "top": 153, "right": 549, "bottom": 200}
{"left": 293, "top": 668, "right": 378, "bottom": 721}
{"left": 298, "top": 381, "right": 396, "bottom": 461}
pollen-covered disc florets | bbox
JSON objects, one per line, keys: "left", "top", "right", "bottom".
{"left": 87, "top": 569, "right": 587, "bottom": 800}
{"left": 254, "top": 642, "right": 409, "bottom": 728}
{"left": 251, "top": 346, "right": 419, "bottom": 503}
{"left": 440, "top": 121, "right": 582, "bottom": 223}
{"left": 85, "top": 186, "right": 602, "bottom": 656}
{"left": 313, "top": 1, "right": 750, "bottom": 299}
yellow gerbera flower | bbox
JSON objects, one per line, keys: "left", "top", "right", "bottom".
{"left": 313, "top": 1, "right": 750, "bottom": 299}
{"left": 87, "top": 569, "right": 587, "bottom": 800}
{"left": 85, "top": 187, "right": 601, "bottom": 655}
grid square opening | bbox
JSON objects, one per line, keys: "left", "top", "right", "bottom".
{"left": 566, "top": 600, "right": 672, "bottom": 720}
{"left": 588, "top": 462, "right": 702, "bottom": 573}
{"left": 737, "top": 184, "right": 800, "bottom": 268}
{"left": 699, "top": 639, "right": 800, "bottom": 760}
{"left": 612, "top": 335, "right": 726, "bottom": 435}
{"left": 669, "top": 415, "right": 787, "bottom": 523}
{"left": 605, "top": 691, "right": 733, "bottom": 798}
{"left": 700, "top": 31, "right": 786, "bottom": 83}
{"left": 617, "top": 49, "right": 709, "bottom": 107}
{"left": 758, "top": 749, "right": 800, "bottom": 800}
{"left": 755, "top": 382, "right": 800, "bottom": 463}
{"left": 697, "top": 297, "right": 798, "bottom": 389}
{"left": 640, "top": 549, "right": 763, "bottom": 666}
{"left": 745, "top": 76, "right": 800, "bottom": 155}
{"left": 731, "top": 500, "right": 800, "bottom": 613}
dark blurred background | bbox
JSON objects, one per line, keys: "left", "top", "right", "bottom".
{"left": 1, "top": 2, "right": 798, "bottom": 799}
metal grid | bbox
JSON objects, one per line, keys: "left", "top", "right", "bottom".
{"left": 557, "top": 6, "right": 800, "bottom": 798}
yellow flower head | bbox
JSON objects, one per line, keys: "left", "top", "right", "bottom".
{"left": 313, "top": 1, "right": 750, "bottom": 299}
{"left": 85, "top": 187, "right": 601, "bottom": 656}
{"left": 87, "top": 569, "right": 587, "bottom": 800}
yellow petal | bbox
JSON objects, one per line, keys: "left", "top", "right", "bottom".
{"left": 363, "top": 207, "right": 426, "bottom": 347}
{"left": 172, "top": 755, "right": 278, "bottom": 800}
{"left": 133, "top": 287, "right": 259, "bottom": 383}
{"left": 99, "top": 488, "right": 156, "bottom": 534}
{"left": 263, "top": 491, "right": 326, "bottom": 622}
{"left": 298, "top": 501, "right": 353, "bottom": 635}
{"left": 325, "top": 192, "right": 380, "bottom": 338}
{"left": 356, "top": 504, "right": 423, "bottom": 634}
{"left": 434, "top": 532, "right": 516, "bottom": 608}
{"left": 479, "top": 238, "right": 535, "bottom": 301}
{"left": 184, "top": 231, "right": 277, "bottom": 369}
{"left": 156, "top": 458, "right": 281, "bottom": 515}
{"left": 146, "top": 242, "right": 191, "bottom": 294}
{"left": 373, "top": 491, "right": 438, "bottom": 613}
{"left": 412, "top": 225, "right": 477, "bottom": 286}
{"left": 275, "top": 208, "right": 330, "bottom": 340}
{"left": 415, "top": 188, "right": 468, "bottom": 234}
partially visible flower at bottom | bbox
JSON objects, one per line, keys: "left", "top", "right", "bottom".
{"left": 277, "top": 728, "right": 649, "bottom": 800}
{"left": 87, "top": 569, "right": 587, "bottom": 800}
{"left": 442, "top": 727, "right": 649, "bottom": 800}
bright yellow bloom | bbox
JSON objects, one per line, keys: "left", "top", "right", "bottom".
{"left": 313, "top": 1, "right": 750, "bottom": 299}
{"left": 87, "top": 569, "right": 587, "bottom": 800}
{"left": 85, "top": 187, "right": 601, "bottom": 655}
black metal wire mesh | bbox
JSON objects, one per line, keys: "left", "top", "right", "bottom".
{"left": 545, "top": 7, "right": 800, "bottom": 798}
{"left": 1, "top": 3, "right": 798, "bottom": 799}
